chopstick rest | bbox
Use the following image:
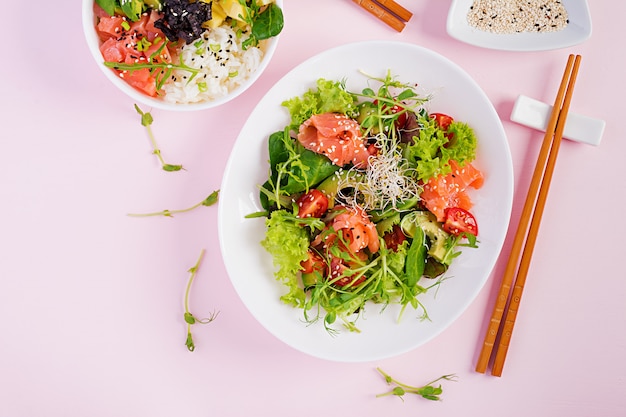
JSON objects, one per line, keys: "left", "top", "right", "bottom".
{"left": 511, "top": 95, "right": 605, "bottom": 146}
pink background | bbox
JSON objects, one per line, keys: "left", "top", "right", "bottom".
{"left": 1, "top": 1, "right": 625, "bottom": 416}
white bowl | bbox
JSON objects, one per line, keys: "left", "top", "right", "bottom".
{"left": 446, "top": 0, "right": 592, "bottom": 51}
{"left": 82, "top": 0, "right": 282, "bottom": 111}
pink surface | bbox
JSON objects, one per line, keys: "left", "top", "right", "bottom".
{"left": 1, "top": 1, "right": 624, "bottom": 416}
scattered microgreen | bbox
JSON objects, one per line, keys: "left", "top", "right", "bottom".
{"left": 134, "top": 104, "right": 184, "bottom": 172}
{"left": 127, "top": 190, "right": 219, "bottom": 218}
{"left": 376, "top": 368, "right": 458, "bottom": 402}
{"left": 183, "top": 249, "right": 219, "bottom": 352}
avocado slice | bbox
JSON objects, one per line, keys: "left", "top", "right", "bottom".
{"left": 316, "top": 170, "right": 365, "bottom": 208}
{"left": 400, "top": 211, "right": 451, "bottom": 263}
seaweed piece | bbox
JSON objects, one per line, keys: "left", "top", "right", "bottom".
{"left": 154, "top": 0, "right": 212, "bottom": 44}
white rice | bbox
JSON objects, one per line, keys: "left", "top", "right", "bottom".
{"left": 161, "top": 25, "right": 264, "bottom": 104}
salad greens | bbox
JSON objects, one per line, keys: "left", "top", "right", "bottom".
{"left": 255, "top": 71, "right": 481, "bottom": 333}
{"left": 96, "top": 0, "right": 155, "bottom": 21}
{"left": 282, "top": 78, "right": 359, "bottom": 129}
{"left": 241, "top": 2, "right": 285, "bottom": 49}
{"left": 403, "top": 112, "right": 477, "bottom": 181}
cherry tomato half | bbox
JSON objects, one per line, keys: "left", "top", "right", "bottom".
{"left": 430, "top": 112, "right": 454, "bottom": 131}
{"left": 442, "top": 207, "right": 478, "bottom": 236}
{"left": 373, "top": 100, "right": 408, "bottom": 129}
{"left": 296, "top": 189, "right": 329, "bottom": 219}
{"left": 388, "top": 104, "right": 408, "bottom": 129}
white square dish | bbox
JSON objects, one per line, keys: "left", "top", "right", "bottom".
{"left": 446, "top": 0, "right": 592, "bottom": 51}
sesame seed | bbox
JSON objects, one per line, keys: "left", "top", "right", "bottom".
{"left": 467, "top": 0, "right": 569, "bottom": 34}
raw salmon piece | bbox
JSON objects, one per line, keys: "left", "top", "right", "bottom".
{"left": 96, "top": 16, "right": 125, "bottom": 41}
{"left": 331, "top": 206, "right": 380, "bottom": 254}
{"left": 297, "top": 113, "right": 369, "bottom": 168}
{"left": 421, "top": 160, "right": 483, "bottom": 222}
{"left": 123, "top": 68, "right": 158, "bottom": 97}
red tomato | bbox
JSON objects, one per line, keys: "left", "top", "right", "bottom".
{"left": 296, "top": 189, "right": 329, "bottom": 219}
{"left": 300, "top": 250, "right": 327, "bottom": 274}
{"left": 383, "top": 224, "right": 407, "bottom": 252}
{"left": 430, "top": 113, "right": 454, "bottom": 130}
{"left": 442, "top": 207, "right": 478, "bottom": 236}
{"left": 372, "top": 100, "right": 408, "bottom": 129}
{"left": 388, "top": 104, "right": 408, "bottom": 129}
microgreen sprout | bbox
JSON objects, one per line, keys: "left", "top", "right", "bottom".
{"left": 376, "top": 368, "right": 458, "bottom": 402}
{"left": 127, "top": 190, "right": 219, "bottom": 218}
{"left": 183, "top": 249, "right": 219, "bottom": 352}
{"left": 134, "top": 104, "right": 183, "bottom": 172}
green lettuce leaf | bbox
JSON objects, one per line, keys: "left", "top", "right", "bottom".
{"left": 282, "top": 78, "right": 358, "bottom": 129}
{"left": 403, "top": 112, "right": 477, "bottom": 181}
{"left": 260, "top": 210, "right": 310, "bottom": 306}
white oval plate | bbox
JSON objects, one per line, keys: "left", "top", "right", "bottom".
{"left": 218, "top": 41, "right": 513, "bottom": 362}
{"left": 447, "top": 0, "right": 592, "bottom": 51}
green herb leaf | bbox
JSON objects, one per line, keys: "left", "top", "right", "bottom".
{"left": 162, "top": 164, "right": 183, "bottom": 172}
{"left": 119, "top": 0, "right": 143, "bottom": 21}
{"left": 405, "top": 227, "right": 426, "bottom": 287}
{"left": 375, "top": 368, "right": 457, "bottom": 402}
{"left": 184, "top": 312, "right": 196, "bottom": 325}
{"left": 95, "top": 0, "right": 117, "bottom": 16}
{"left": 251, "top": 3, "right": 284, "bottom": 40}
{"left": 185, "top": 331, "right": 195, "bottom": 351}
{"left": 133, "top": 104, "right": 184, "bottom": 172}
{"left": 183, "top": 249, "right": 219, "bottom": 352}
{"left": 202, "top": 190, "right": 219, "bottom": 206}
{"left": 134, "top": 104, "right": 153, "bottom": 127}
{"left": 127, "top": 190, "right": 220, "bottom": 217}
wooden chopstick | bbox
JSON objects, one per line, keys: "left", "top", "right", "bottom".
{"left": 475, "top": 54, "right": 582, "bottom": 376}
{"left": 373, "top": 0, "right": 413, "bottom": 22}
{"left": 352, "top": 0, "right": 409, "bottom": 32}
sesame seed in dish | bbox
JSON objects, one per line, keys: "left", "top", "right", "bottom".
{"left": 467, "top": 0, "right": 569, "bottom": 34}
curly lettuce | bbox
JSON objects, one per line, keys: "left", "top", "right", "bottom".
{"left": 260, "top": 210, "right": 310, "bottom": 306}
{"left": 281, "top": 78, "right": 358, "bottom": 130}
{"left": 403, "top": 112, "right": 477, "bottom": 181}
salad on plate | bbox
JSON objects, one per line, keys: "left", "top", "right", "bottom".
{"left": 252, "top": 72, "right": 484, "bottom": 333}
{"left": 92, "top": 0, "right": 283, "bottom": 103}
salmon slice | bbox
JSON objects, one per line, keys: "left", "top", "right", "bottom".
{"left": 297, "top": 113, "right": 369, "bottom": 168}
{"left": 96, "top": 11, "right": 173, "bottom": 97}
{"left": 331, "top": 206, "right": 380, "bottom": 254}
{"left": 420, "top": 160, "right": 483, "bottom": 222}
